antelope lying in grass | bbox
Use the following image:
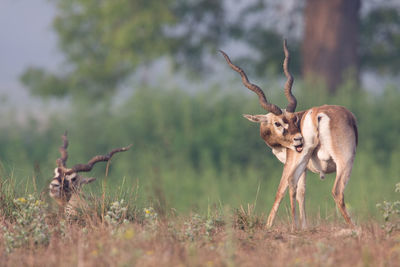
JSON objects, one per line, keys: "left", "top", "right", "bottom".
{"left": 220, "top": 40, "right": 358, "bottom": 229}
{"left": 49, "top": 132, "right": 131, "bottom": 220}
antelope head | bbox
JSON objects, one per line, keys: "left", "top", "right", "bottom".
{"left": 220, "top": 40, "right": 303, "bottom": 153}
{"left": 49, "top": 131, "right": 132, "bottom": 206}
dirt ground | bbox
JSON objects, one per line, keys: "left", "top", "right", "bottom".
{"left": 1, "top": 219, "right": 399, "bottom": 267}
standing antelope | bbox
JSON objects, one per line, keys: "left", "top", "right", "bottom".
{"left": 220, "top": 40, "right": 358, "bottom": 229}
{"left": 49, "top": 131, "right": 132, "bottom": 220}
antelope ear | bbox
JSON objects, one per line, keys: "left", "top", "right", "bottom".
{"left": 80, "top": 177, "right": 96, "bottom": 185}
{"left": 243, "top": 114, "right": 269, "bottom": 123}
{"left": 53, "top": 167, "right": 61, "bottom": 177}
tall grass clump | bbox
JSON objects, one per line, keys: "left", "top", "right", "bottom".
{"left": 0, "top": 175, "right": 17, "bottom": 220}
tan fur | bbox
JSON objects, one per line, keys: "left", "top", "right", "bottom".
{"left": 244, "top": 110, "right": 305, "bottom": 152}
{"left": 245, "top": 105, "right": 358, "bottom": 229}
{"left": 222, "top": 42, "right": 357, "bottom": 229}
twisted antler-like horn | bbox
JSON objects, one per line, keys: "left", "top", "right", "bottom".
{"left": 56, "top": 132, "right": 132, "bottom": 174}
{"left": 56, "top": 131, "right": 69, "bottom": 169}
{"left": 220, "top": 50, "right": 282, "bottom": 115}
{"left": 66, "top": 144, "right": 133, "bottom": 174}
{"left": 283, "top": 39, "right": 297, "bottom": 112}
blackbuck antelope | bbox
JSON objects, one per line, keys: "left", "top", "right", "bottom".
{"left": 220, "top": 40, "right": 358, "bottom": 229}
{"left": 49, "top": 132, "right": 132, "bottom": 220}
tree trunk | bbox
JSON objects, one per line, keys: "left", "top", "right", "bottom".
{"left": 302, "top": 0, "right": 360, "bottom": 93}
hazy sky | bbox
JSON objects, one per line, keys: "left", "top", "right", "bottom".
{"left": 0, "top": 0, "right": 61, "bottom": 106}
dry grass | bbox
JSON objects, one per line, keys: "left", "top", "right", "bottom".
{"left": 1, "top": 214, "right": 399, "bottom": 267}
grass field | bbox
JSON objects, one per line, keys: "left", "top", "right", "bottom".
{"left": 1, "top": 211, "right": 399, "bottom": 266}
{"left": 0, "top": 182, "right": 399, "bottom": 267}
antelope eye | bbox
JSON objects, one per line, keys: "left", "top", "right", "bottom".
{"left": 71, "top": 177, "right": 77, "bottom": 182}
{"left": 274, "top": 122, "right": 281, "bottom": 127}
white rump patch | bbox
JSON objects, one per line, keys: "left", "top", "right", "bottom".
{"left": 301, "top": 111, "right": 317, "bottom": 151}
{"left": 316, "top": 113, "right": 333, "bottom": 161}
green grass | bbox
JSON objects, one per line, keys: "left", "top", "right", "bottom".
{"left": 0, "top": 159, "right": 397, "bottom": 224}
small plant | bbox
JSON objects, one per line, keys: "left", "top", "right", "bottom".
{"left": 376, "top": 182, "right": 400, "bottom": 234}
{"left": 105, "top": 199, "right": 129, "bottom": 229}
{"left": 205, "top": 217, "right": 215, "bottom": 239}
{"left": 54, "top": 219, "right": 67, "bottom": 239}
{"left": 205, "top": 205, "right": 224, "bottom": 240}
{"left": 2, "top": 195, "right": 50, "bottom": 253}
{"left": 234, "top": 204, "right": 263, "bottom": 234}
{"left": 143, "top": 207, "right": 158, "bottom": 231}
{"left": 184, "top": 213, "right": 203, "bottom": 241}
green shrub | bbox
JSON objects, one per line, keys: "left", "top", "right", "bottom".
{"left": 2, "top": 195, "right": 50, "bottom": 252}
{"left": 105, "top": 199, "right": 129, "bottom": 227}
{"left": 376, "top": 183, "right": 400, "bottom": 234}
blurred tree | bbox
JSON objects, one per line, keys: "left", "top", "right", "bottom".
{"left": 302, "top": 0, "right": 361, "bottom": 94}
{"left": 21, "top": 0, "right": 226, "bottom": 99}
{"left": 360, "top": 7, "right": 400, "bottom": 74}
{"left": 20, "top": 0, "right": 400, "bottom": 99}
{"left": 226, "top": 0, "right": 303, "bottom": 77}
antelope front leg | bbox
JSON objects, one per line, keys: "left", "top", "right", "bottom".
{"left": 288, "top": 171, "right": 307, "bottom": 230}
{"left": 266, "top": 161, "right": 301, "bottom": 229}
{"left": 267, "top": 174, "right": 289, "bottom": 228}
{"left": 296, "top": 171, "right": 307, "bottom": 229}
{"left": 288, "top": 179, "right": 298, "bottom": 230}
{"left": 267, "top": 150, "right": 306, "bottom": 228}
{"left": 286, "top": 149, "right": 312, "bottom": 230}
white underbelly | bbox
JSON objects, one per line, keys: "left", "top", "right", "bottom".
{"left": 307, "top": 148, "right": 336, "bottom": 178}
